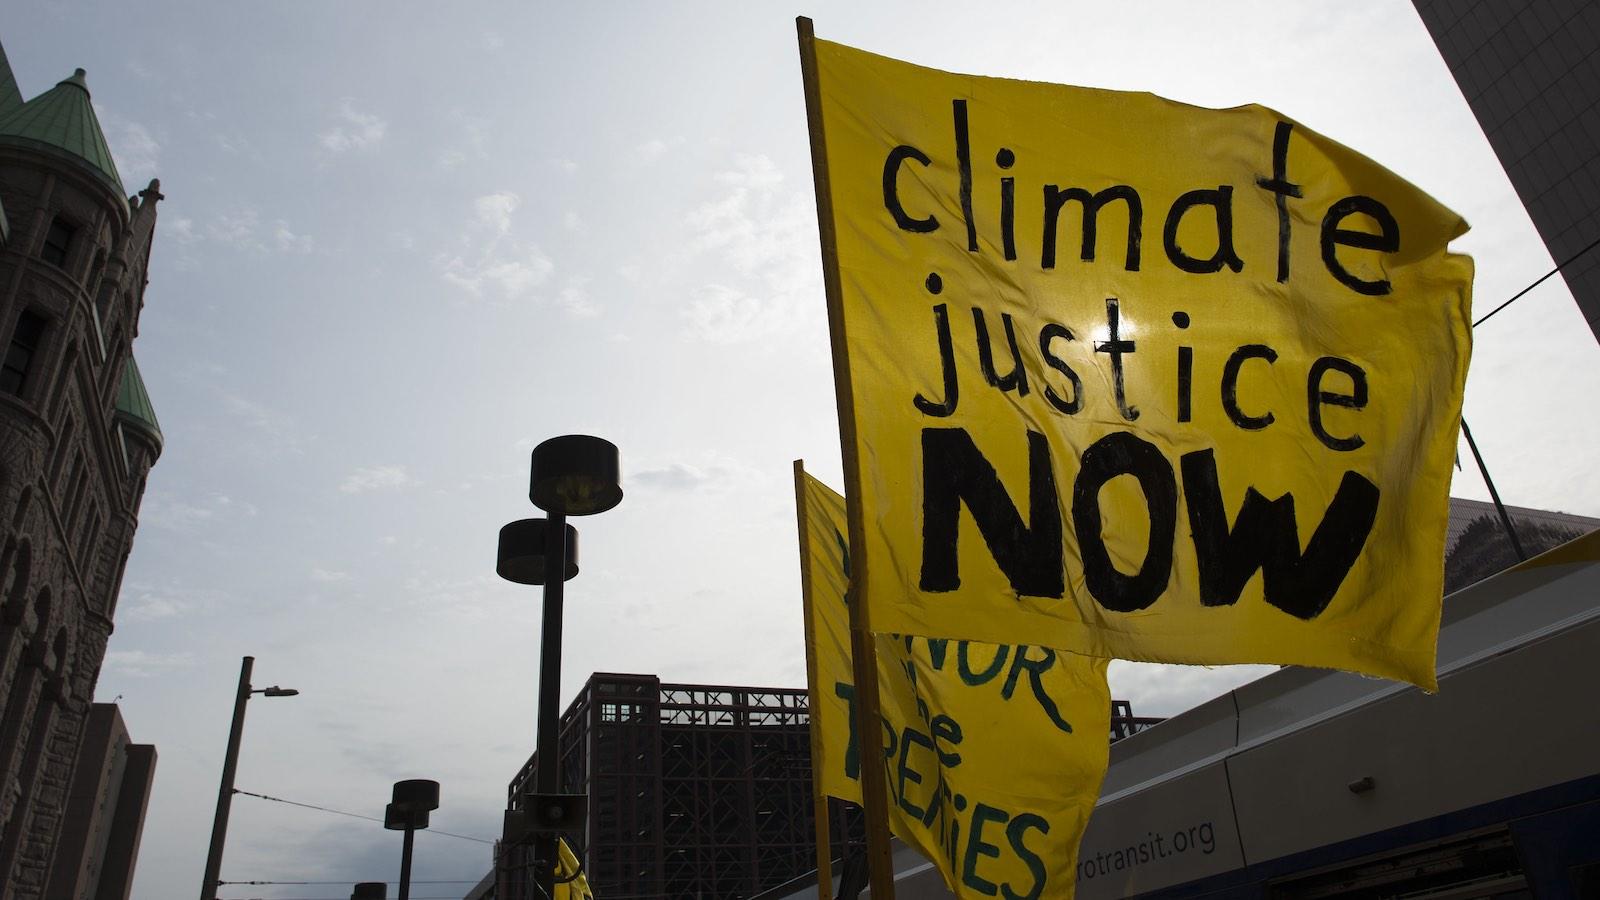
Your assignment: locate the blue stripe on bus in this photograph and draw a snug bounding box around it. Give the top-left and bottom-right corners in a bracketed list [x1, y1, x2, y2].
[1136, 770, 1600, 899]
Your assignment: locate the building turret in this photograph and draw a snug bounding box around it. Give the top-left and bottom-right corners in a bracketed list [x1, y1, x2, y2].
[0, 39, 161, 899]
[113, 356, 162, 487]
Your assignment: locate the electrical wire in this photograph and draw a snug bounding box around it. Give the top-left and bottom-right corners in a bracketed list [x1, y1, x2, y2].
[232, 788, 494, 844]
[1473, 233, 1600, 328]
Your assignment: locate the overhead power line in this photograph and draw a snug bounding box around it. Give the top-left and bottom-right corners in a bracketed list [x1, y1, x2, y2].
[233, 788, 494, 844]
[1473, 232, 1600, 328]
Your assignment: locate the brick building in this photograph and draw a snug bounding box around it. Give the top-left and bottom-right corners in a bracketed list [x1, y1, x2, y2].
[0, 38, 163, 899]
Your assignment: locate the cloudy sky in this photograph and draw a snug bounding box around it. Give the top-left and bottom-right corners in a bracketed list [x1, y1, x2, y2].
[9, 2, 1600, 898]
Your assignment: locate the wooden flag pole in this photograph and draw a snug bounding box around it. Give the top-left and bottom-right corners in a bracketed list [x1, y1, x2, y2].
[796, 17, 898, 899]
[794, 460, 835, 899]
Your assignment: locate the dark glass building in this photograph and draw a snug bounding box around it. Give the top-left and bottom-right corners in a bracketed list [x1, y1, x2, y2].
[1413, 0, 1600, 342]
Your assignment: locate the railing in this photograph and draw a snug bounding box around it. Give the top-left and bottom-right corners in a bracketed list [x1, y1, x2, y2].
[1110, 715, 1166, 742]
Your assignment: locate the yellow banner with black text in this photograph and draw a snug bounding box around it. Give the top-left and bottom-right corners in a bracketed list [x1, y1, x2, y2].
[807, 38, 1473, 690]
[799, 469, 1109, 899]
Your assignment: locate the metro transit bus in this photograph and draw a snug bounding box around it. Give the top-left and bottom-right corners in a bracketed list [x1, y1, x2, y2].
[1071, 528, 1600, 900]
[762, 527, 1600, 900]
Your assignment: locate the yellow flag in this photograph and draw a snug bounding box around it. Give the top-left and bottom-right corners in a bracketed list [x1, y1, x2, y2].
[802, 34, 1473, 690]
[554, 837, 593, 900]
[798, 466, 1110, 899]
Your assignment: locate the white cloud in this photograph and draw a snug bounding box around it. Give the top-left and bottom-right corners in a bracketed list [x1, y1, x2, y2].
[216, 388, 306, 456]
[632, 462, 717, 491]
[183, 207, 314, 256]
[399, 572, 502, 619]
[1109, 661, 1278, 718]
[211, 208, 261, 248]
[631, 453, 763, 493]
[437, 193, 560, 303]
[213, 130, 256, 156]
[681, 154, 822, 343]
[117, 582, 232, 622]
[474, 192, 521, 234]
[104, 650, 195, 677]
[141, 491, 255, 531]
[438, 113, 489, 169]
[339, 464, 418, 494]
[634, 135, 685, 165]
[169, 217, 198, 245]
[273, 222, 314, 253]
[103, 113, 161, 188]
[681, 285, 770, 344]
[311, 567, 352, 583]
[140, 495, 214, 530]
[557, 277, 599, 318]
[442, 252, 554, 299]
[320, 99, 387, 153]
[481, 258, 552, 295]
[125, 595, 182, 621]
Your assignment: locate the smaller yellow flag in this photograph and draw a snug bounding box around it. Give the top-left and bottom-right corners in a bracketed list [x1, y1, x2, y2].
[554, 837, 593, 900]
[799, 466, 1110, 899]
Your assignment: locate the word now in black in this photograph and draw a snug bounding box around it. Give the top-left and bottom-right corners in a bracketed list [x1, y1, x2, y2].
[920, 427, 1379, 617]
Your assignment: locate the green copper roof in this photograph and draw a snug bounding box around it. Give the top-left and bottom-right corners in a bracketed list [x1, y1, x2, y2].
[0, 41, 22, 113]
[114, 356, 162, 453]
[0, 67, 124, 196]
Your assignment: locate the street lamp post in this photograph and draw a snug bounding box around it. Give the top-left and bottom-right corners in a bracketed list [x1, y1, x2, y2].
[199, 655, 298, 900]
[386, 779, 439, 900]
[496, 435, 621, 899]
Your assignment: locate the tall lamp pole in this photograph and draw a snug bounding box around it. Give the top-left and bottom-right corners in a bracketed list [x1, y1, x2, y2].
[386, 779, 439, 900]
[496, 435, 621, 899]
[199, 655, 298, 900]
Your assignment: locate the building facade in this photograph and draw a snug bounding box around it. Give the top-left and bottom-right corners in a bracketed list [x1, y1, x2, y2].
[47, 704, 157, 900]
[498, 675, 829, 900]
[0, 40, 163, 900]
[1413, 0, 1600, 343]
[486, 673, 1159, 900]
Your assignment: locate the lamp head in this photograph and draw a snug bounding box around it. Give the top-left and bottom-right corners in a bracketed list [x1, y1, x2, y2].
[391, 778, 440, 814]
[384, 801, 431, 831]
[529, 435, 622, 516]
[260, 686, 298, 697]
[496, 519, 579, 585]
